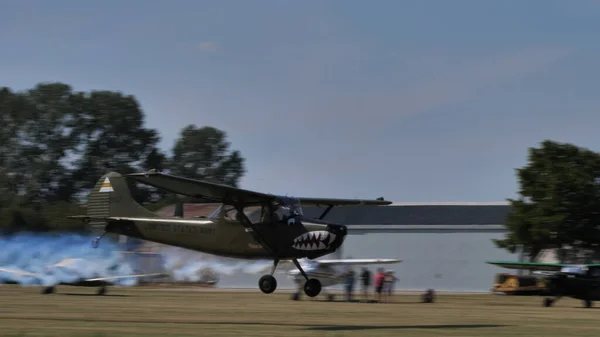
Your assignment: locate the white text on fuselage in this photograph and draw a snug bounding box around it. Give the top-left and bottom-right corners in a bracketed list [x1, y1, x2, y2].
[144, 223, 215, 234]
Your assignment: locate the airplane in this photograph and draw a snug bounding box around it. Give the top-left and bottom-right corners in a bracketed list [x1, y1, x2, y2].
[68, 170, 392, 298]
[0, 258, 169, 295]
[487, 260, 600, 308]
[282, 257, 402, 301]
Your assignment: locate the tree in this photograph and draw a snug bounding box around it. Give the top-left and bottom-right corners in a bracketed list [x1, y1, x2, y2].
[169, 125, 246, 187]
[0, 83, 166, 205]
[494, 140, 600, 261]
[68, 89, 165, 203]
[0, 82, 170, 233]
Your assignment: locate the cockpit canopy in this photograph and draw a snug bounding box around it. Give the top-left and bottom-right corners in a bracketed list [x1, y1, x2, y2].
[273, 196, 303, 221]
[208, 196, 304, 224]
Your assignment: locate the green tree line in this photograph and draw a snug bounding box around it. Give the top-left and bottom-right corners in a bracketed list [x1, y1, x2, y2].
[0, 82, 246, 232]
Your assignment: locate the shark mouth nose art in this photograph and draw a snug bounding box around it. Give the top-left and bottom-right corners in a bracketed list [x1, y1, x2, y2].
[292, 230, 336, 251]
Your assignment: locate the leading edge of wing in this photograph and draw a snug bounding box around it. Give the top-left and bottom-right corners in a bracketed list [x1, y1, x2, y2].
[486, 260, 565, 271]
[317, 258, 402, 265]
[297, 197, 392, 207]
[126, 171, 392, 206]
[126, 172, 274, 203]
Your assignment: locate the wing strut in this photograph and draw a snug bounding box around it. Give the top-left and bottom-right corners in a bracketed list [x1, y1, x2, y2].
[231, 202, 277, 257]
[318, 205, 334, 220]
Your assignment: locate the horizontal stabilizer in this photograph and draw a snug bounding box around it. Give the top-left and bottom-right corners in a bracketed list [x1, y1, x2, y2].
[316, 258, 402, 265]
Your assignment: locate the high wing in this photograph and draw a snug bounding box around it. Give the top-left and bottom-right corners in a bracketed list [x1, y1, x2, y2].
[125, 171, 392, 206]
[316, 258, 402, 266]
[486, 260, 567, 272]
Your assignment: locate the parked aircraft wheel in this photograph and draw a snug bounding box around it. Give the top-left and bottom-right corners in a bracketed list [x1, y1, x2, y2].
[327, 294, 335, 301]
[97, 287, 107, 296]
[258, 275, 277, 294]
[41, 287, 55, 295]
[584, 300, 593, 308]
[303, 279, 322, 297]
[543, 298, 553, 307]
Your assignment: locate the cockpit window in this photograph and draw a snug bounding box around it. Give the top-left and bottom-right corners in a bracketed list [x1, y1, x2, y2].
[223, 205, 238, 221]
[209, 198, 303, 225]
[209, 204, 264, 224]
[243, 206, 263, 223]
[208, 204, 222, 220]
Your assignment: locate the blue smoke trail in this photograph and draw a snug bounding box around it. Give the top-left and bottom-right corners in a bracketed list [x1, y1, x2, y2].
[159, 246, 272, 282]
[0, 232, 137, 287]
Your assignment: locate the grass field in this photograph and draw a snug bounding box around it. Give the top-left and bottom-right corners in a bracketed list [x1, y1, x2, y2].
[1, 285, 600, 337]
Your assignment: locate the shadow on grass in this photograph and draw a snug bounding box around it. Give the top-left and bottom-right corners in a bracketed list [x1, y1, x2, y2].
[56, 293, 131, 297]
[307, 324, 508, 331]
[0, 316, 509, 331]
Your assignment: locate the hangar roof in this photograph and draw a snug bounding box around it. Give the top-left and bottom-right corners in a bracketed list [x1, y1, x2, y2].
[157, 202, 511, 226]
[302, 203, 511, 225]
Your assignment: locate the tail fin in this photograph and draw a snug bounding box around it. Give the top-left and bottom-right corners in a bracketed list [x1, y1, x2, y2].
[85, 172, 158, 228]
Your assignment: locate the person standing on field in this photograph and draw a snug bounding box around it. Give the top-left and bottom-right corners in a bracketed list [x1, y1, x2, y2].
[359, 267, 372, 301]
[374, 268, 385, 303]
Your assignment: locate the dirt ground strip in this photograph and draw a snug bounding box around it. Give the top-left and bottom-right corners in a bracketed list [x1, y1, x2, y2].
[1, 285, 599, 337]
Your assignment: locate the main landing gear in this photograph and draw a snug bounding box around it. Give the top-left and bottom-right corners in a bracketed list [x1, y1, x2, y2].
[258, 259, 322, 297]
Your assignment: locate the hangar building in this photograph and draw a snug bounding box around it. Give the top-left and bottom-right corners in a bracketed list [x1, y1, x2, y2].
[302, 202, 519, 292]
[126, 202, 519, 292]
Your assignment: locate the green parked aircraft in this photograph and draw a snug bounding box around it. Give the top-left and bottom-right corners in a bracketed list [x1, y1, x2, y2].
[487, 260, 600, 308]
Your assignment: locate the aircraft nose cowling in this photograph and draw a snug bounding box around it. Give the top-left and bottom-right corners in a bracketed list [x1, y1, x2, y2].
[327, 224, 347, 247]
[291, 225, 347, 251]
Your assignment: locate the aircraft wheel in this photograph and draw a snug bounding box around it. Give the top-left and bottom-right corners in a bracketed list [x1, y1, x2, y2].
[258, 275, 277, 294]
[303, 279, 322, 297]
[584, 300, 593, 308]
[41, 287, 55, 295]
[327, 294, 335, 301]
[97, 287, 107, 296]
[543, 298, 553, 307]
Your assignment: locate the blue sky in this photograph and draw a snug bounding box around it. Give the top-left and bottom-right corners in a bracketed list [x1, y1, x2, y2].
[2, 0, 600, 202]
